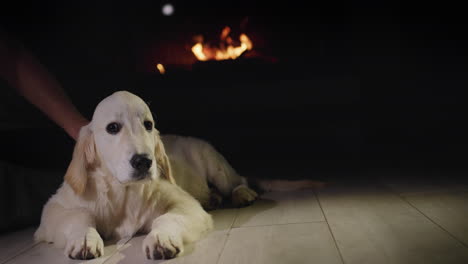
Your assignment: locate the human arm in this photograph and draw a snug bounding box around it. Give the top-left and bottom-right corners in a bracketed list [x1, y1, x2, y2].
[0, 28, 88, 140]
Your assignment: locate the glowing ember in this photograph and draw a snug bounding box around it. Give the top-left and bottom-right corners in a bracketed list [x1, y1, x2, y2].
[191, 26, 253, 61]
[156, 63, 166, 74]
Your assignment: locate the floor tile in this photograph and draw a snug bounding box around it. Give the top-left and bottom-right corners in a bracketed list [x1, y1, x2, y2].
[317, 184, 468, 264]
[0, 228, 37, 264]
[404, 191, 468, 246]
[233, 190, 325, 227]
[218, 223, 343, 264]
[209, 208, 238, 231]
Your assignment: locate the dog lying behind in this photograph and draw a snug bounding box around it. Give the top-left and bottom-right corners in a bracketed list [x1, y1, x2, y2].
[35, 91, 213, 260]
[162, 135, 326, 210]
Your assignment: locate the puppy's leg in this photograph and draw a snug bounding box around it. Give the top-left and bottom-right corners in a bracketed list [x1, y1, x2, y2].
[231, 184, 258, 207]
[142, 182, 213, 260]
[210, 170, 258, 208]
[35, 202, 104, 259]
[142, 213, 185, 260]
[203, 144, 258, 207]
[206, 184, 224, 210]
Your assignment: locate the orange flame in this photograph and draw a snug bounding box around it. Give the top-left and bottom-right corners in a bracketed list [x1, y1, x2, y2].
[156, 63, 165, 74]
[191, 26, 253, 61]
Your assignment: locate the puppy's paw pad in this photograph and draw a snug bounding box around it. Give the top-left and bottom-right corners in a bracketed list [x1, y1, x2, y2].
[231, 185, 258, 207]
[142, 231, 183, 260]
[65, 228, 104, 260]
[70, 246, 100, 260]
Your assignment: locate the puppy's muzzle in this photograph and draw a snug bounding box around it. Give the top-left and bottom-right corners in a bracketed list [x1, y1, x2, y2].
[130, 154, 152, 179]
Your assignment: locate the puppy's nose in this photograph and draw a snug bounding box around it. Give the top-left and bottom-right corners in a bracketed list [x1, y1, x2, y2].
[130, 154, 152, 172]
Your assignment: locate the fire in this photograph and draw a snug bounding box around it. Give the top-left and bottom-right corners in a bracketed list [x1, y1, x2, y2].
[191, 26, 253, 61]
[156, 63, 165, 74]
[191, 44, 207, 61]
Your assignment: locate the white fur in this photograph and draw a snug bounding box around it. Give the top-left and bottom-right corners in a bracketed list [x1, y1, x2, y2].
[34, 91, 213, 260]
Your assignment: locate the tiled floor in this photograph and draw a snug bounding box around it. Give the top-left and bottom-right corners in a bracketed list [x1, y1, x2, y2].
[1, 175, 468, 264]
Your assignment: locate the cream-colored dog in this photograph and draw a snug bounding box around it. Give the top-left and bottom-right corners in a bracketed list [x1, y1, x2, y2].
[34, 91, 213, 260]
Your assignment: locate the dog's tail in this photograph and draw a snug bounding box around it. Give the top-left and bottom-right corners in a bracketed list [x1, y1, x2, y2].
[248, 178, 328, 193]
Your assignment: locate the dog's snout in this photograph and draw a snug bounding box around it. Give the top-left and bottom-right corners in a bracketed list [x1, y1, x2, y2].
[130, 154, 152, 172]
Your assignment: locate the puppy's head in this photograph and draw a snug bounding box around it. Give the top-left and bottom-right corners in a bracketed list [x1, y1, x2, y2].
[65, 91, 175, 195]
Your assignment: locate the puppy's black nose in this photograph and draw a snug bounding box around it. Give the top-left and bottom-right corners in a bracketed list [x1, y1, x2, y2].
[130, 154, 152, 172]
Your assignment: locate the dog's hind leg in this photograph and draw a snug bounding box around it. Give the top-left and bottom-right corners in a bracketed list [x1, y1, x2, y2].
[202, 143, 258, 208]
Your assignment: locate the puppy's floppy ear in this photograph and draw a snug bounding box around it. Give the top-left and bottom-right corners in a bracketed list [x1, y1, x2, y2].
[155, 133, 176, 184]
[64, 124, 96, 195]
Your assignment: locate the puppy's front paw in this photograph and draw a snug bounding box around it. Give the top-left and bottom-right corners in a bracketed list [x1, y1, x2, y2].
[65, 228, 104, 260]
[231, 185, 258, 207]
[142, 230, 183, 260]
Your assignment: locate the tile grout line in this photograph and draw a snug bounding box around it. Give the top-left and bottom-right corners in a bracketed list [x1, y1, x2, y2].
[381, 183, 468, 249]
[3, 241, 41, 264]
[230, 220, 327, 229]
[215, 208, 239, 264]
[314, 190, 347, 264]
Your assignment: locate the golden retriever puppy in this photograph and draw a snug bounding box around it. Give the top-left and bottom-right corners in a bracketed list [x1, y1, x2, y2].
[34, 91, 213, 260]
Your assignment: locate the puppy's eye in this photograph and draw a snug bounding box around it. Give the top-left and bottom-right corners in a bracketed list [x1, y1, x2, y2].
[106, 122, 121, 134]
[144, 121, 153, 131]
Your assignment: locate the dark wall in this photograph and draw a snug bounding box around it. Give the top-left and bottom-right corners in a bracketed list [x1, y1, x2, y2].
[1, 1, 467, 178]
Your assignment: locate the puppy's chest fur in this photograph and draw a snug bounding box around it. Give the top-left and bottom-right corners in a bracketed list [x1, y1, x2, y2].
[89, 172, 159, 240]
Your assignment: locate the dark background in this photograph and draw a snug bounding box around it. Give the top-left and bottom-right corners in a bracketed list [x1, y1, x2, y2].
[1, 0, 467, 180]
